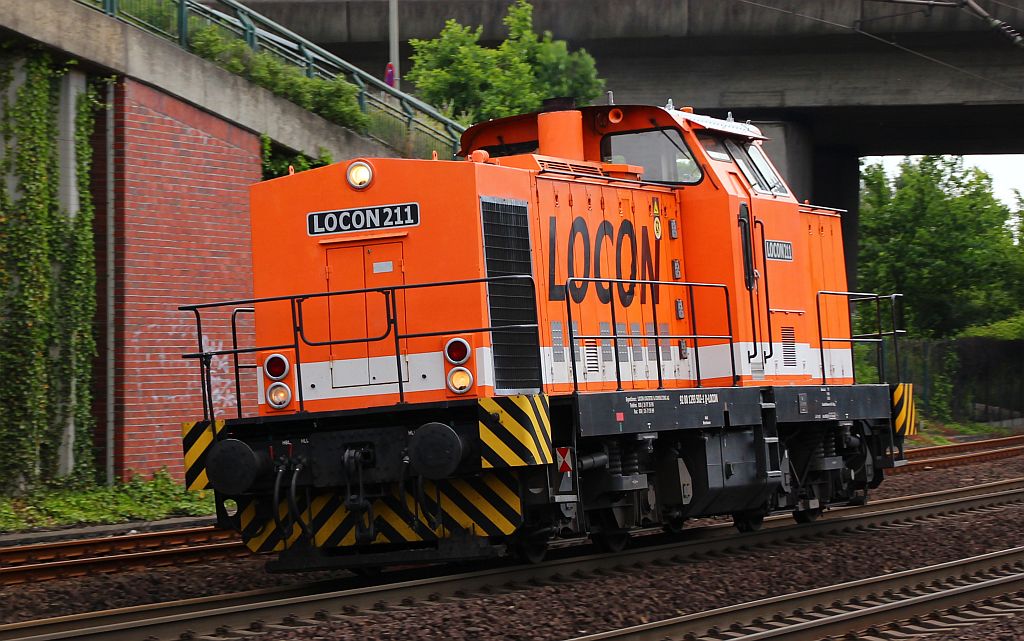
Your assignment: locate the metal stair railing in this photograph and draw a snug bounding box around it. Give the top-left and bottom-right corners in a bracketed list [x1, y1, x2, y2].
[76, 0, 465, 159]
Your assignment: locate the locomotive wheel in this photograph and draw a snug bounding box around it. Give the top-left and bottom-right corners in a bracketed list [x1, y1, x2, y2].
[594, 530, 630, 553]
[732, 510, 765, 533]
[663, 516, 687, 535]
[515, 538, 549, 564]
[847, 491, 868, 506]
[351, 566, 383, 578]
[793, 507, 823, 524]
[592, 508, 630, 552]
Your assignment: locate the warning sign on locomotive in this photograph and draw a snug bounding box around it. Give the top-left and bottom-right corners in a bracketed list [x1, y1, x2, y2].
[307, 202, 420, 236]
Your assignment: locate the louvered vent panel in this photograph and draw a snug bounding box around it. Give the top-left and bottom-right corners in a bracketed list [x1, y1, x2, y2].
[584, 340, 601, 373]
[481, 197, 542, 391]
[538, 160, 605, 176]
[781, 326, 798, 367]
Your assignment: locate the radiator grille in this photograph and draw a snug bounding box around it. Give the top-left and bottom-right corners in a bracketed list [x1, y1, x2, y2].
[781, 326, 797, 367]
[481, 197, 541, 391]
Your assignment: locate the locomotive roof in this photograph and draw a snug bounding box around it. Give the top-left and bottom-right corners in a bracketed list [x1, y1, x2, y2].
[458, 104, 765, 157]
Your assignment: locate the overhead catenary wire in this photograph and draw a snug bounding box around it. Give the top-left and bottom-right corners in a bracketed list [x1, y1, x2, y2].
[987, 0, 1024, 17]
[870, 0, 1024, 48]
[731, 0, 1022, 93]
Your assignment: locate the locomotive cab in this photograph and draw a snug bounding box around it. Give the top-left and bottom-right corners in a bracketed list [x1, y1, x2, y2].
[180, 103, 911, 571]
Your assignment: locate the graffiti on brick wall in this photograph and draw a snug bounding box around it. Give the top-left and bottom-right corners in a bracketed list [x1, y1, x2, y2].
[131, 319, 257, 417]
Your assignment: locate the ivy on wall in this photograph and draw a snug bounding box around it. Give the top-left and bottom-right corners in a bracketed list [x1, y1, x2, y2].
[0, 49, 101, 491]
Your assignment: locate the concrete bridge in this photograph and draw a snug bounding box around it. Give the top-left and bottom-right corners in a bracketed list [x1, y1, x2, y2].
[245, 0, 1024, 276]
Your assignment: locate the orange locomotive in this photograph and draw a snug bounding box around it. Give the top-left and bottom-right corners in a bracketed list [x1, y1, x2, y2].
[180, 103, 912, 570]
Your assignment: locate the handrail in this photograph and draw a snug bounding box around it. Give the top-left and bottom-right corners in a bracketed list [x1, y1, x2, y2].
[753, 218, 774, 361]
[182, 275, 540, 420]
[564, 277, 737, 391]
[77, 0, 465, 158]
[816, 291, 905, 385]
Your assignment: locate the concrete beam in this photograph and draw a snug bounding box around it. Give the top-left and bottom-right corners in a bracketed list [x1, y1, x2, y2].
[0, 0, 396, 160]
[243, 0, 1008, 43]
[597, 41, 1024, 112]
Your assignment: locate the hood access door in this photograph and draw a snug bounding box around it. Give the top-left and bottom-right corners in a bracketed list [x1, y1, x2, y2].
[326, 242, 409, 387]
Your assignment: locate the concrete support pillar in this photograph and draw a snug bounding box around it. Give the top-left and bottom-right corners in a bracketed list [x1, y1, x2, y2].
[755, 121, 813, 202]
[2, 57, 25, 199]
[810, 147, 860, 288]
[56, 69, 88, 477]
[753, 122, 861, 286]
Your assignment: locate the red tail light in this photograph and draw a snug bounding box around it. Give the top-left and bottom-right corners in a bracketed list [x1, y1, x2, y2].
[264, 353, 289, 380]
[444, 338, 470, 365]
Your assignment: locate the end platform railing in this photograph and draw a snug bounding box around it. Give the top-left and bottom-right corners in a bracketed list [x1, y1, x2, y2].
[816, 290, 905, 385]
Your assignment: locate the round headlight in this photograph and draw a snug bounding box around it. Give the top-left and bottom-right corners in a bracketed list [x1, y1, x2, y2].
[444, 337, 471, 365]
[266, 382, 292, 409]
[447, 367, 473, 394]
[346, 161, 373, 189]
[264, 353, 289, 381]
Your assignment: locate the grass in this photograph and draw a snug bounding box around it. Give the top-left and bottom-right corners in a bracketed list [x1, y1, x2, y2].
[0, 471, 214, 533]
[906, 416, 1014, 448]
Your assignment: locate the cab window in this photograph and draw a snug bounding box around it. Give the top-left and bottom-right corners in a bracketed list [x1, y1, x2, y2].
[723, 138, 788, 196]
[746, 144, 788, 195]
[602, 129, 702, 184]
[696, 131, 730, 162]
[723, 139, 770, 192]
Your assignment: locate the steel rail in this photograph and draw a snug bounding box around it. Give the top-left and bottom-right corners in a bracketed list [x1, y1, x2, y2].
[566, 547, 1024, 641]
[906, 434, 1024, 459]
[3, 480, 1022, 641]
[0, 527, 245, 586]
[894, 444, 1024, 474]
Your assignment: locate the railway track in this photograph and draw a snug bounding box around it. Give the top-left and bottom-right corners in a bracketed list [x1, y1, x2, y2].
[0, 526, 246, 586]
[3, 477, 1022, 641]
[568, 547, 1024, 640]
[895, 434, 1024, 474]
[1, 435, 1019, 588]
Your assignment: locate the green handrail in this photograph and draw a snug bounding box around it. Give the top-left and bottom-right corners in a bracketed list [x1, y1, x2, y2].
[79, 0, 465, 158]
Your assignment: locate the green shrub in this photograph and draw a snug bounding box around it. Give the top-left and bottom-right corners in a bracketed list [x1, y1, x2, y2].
[0, 471, 214, 532]
[961, 311, 1024, 340]
[189, 26, 369, 132]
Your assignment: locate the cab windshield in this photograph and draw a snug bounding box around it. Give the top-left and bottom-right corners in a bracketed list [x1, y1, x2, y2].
[602, 128, 702, 184]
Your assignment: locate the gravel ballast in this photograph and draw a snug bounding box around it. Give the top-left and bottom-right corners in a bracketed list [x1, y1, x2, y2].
[235, 501, 1024, 640]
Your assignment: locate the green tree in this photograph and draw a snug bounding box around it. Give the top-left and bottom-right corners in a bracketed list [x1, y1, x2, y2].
[406, 0, 604, 123]
[858, 156, 1024, 338]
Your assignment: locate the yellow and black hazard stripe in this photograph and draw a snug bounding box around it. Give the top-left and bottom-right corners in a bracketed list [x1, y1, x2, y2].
[235, 496, 300, 553]
[181, 419, 224, 491]
[478, 394, 554, 468]
[892, 383, 917, 437]
[233, 470, 523, 553]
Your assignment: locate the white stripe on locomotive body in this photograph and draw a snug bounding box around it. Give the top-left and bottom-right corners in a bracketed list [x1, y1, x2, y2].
[256, 344, 854, 405]
[256, 348, 494, 404]
[541, 342, 854, 386]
